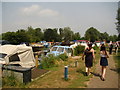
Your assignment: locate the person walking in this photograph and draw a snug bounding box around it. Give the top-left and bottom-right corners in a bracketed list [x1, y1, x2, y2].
[114, 42, 119, 53]
[109, 41, 113, 54]
[100, 43, 109, 81]
[82, 43, 95, 76]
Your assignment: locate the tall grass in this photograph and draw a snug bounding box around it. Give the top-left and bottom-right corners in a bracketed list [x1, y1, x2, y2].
[114, 47, 120, 74]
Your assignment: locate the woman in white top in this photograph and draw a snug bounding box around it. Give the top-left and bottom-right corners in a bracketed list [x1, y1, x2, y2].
[100, 43, 109, 81]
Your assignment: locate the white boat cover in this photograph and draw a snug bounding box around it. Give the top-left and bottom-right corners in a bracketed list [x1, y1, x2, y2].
[0, 45, 35, 68]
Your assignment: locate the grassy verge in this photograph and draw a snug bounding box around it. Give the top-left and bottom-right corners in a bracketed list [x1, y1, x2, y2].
[3, 50, 100, 88]
[2, 75, 26, 88]
[25, 51, 100, 88]
[67, 50, 100, 88]
[113, 47, 120, 74]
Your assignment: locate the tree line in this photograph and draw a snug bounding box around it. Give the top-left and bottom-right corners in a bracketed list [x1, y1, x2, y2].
[116, 2, 120, 40]
[1, 26, 119, 45]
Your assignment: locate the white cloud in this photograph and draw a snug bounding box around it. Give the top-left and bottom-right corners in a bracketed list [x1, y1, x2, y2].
[38, 9, 59, 17]
[21, 4, 59, 17]
[23, 5, 40, 13]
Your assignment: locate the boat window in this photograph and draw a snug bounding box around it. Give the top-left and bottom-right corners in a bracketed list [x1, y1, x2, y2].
[0, 53, 7, 58]
[65, 48, 72, 53]
[51, 47, 57, 51]
[57, 47, 64, 52]
[9, 53, 20, 62]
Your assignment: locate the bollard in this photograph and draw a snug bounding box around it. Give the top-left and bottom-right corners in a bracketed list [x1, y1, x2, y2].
[35, 55, 38, 68]
[64, 66, 68, 80]
[75, 60, 78, 67]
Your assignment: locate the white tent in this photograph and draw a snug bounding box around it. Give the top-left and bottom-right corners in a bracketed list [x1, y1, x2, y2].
[0, 45, 35, 68]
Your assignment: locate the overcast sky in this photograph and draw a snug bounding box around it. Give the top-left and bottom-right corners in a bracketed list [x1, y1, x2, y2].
[0, 0, 119, 36]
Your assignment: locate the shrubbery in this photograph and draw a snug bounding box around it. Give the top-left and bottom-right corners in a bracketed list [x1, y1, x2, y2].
[2, 74, 25, 87]
[58, 53, 68, 61]
[40, 53, 68, 69]
[40, 54, 57, 68]
[74, 45, 85, 56]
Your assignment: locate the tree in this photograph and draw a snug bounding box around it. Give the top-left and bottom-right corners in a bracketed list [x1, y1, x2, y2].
[116, 2, 120, 40]
[109, 35, 118, 42]
[44, 28, 60, 42]
[85, 27, 100, 42]
[73, 32, 81, 40]
[2, 32, 18, 44]
[59, 28, 64, 40]
[62, 27, 74, 41]
[2, 30, 31, 44]
[34, 28, 44, 42]
[27, 26, 43, 42]
[15, 29, 30, 44]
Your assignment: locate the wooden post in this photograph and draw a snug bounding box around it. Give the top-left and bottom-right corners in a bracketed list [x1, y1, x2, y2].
[35, 55, 38, 68]
[75, 60, 78, 67]
[0, 64, 2, 88]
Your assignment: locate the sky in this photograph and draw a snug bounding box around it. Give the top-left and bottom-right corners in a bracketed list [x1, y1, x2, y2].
[0, 0, 120, 37]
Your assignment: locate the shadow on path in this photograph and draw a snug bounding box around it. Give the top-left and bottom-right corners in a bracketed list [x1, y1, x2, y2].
[76, 69, 101, 77]
[110, 68, 120, 73]
[76, 69, 86, 76]
[90, 72, 101, 77]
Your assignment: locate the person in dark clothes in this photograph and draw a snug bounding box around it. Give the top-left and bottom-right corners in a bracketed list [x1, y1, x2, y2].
[100, 43, 109, 81]
[114, 42, 119, 53]
[82, 43, 95, 76]
[109, 41, 113, 54]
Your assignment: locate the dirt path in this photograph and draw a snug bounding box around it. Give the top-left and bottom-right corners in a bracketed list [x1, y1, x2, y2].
[87, 55, 119, 88]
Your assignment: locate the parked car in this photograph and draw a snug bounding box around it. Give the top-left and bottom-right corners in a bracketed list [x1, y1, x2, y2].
[47, 46, 73, 57]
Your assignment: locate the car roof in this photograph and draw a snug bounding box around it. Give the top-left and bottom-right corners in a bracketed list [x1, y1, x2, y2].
[53, 45, 72, 48]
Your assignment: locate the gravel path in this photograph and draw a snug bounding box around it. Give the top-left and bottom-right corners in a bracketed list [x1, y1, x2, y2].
[87, 55, 119, 88]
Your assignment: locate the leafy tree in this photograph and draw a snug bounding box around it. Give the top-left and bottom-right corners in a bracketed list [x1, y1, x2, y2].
[34, 28, 44, 42]
[109, 35, 118, 42]
[80, 37, 85, 40]
[116, 2, 120, 40]
[2, 30, 30, 44]
[85, 27, 100, 42]
[27, 26, 43, 42]
[73, 32, 81, 40]
[2, 32, 17, 44]
[59, 28, 64, 41]
[0, 34, 2, 40]
[62, 27, 74, 41]
[27, 26, 37, 42]
[44, 28, 60, 42]
[15, 29, 30, 44]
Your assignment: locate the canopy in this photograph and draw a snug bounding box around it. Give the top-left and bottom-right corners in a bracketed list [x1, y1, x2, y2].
[0, 45, 35, 68]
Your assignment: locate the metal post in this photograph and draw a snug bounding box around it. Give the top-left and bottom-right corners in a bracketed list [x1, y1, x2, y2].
[64, 66, 68, 80]
[35, 55, 38, 68]
[75, 60, 78, 67]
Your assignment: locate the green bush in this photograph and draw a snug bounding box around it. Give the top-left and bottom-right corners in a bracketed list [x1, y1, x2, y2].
[2, 73, 25, 87]
[58, 53, 68, 61]
[74, 45, 85, 56]
[41, 54, 57, 69]
[3, 75, 17, 86]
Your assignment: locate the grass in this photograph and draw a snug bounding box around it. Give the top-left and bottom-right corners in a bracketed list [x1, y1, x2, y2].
[67, 50, 100, 88]
[25, 51, 100, 88]
[113, 47, 120, 74]
[2, 75, 26, 88]
[3, 49, 100, 88]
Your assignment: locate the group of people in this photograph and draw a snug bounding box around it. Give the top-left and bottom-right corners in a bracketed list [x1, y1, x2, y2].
[109, 41, 119, 54]
[81, 41, 118, 81]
